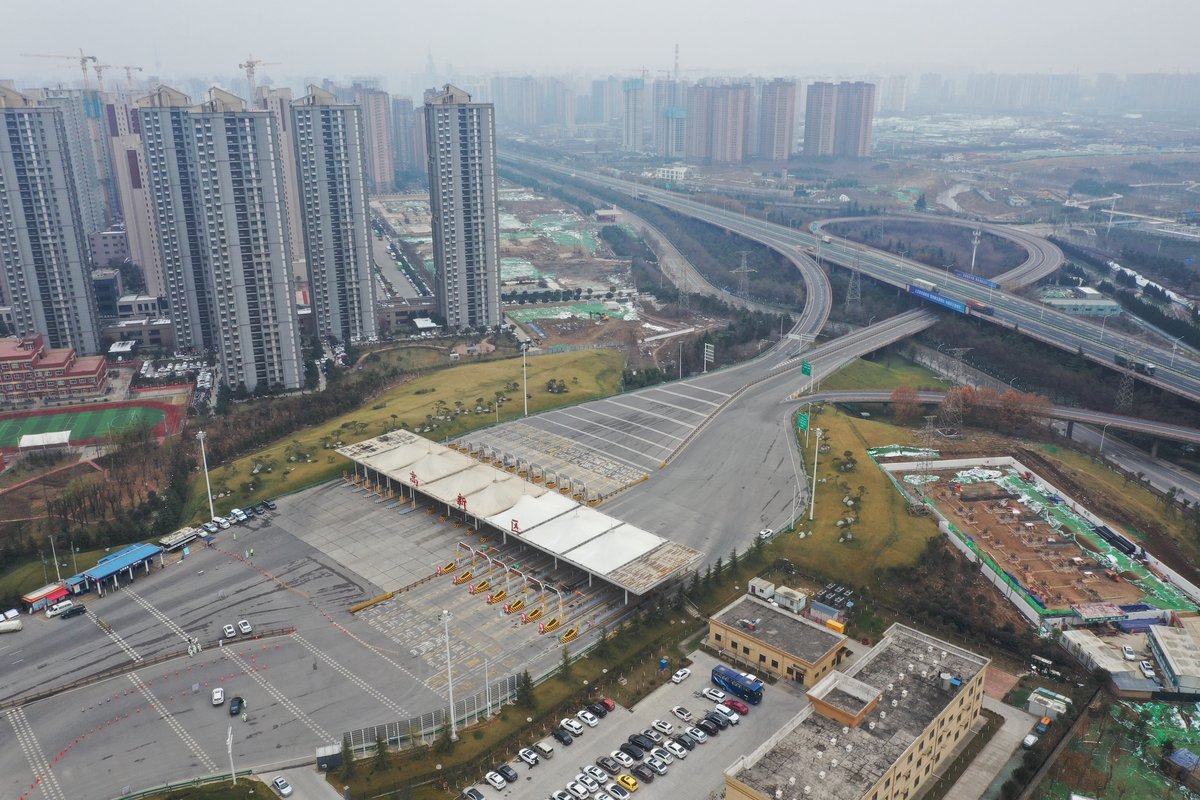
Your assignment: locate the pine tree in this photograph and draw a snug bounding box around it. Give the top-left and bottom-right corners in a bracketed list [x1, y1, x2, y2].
[341, 734, 356, 779]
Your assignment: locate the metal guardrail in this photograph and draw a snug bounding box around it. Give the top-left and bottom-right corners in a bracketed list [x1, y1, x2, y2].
[116, 769, 254, 800]
[0, 626, 297, 711]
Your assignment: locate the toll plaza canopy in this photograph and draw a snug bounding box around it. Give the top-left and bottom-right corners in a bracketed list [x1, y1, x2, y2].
[83, 542, 163, 586]
[339, 431, 703, 595]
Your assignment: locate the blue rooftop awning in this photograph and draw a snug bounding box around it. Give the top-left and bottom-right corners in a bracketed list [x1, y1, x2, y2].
[84, 543, 162, 582]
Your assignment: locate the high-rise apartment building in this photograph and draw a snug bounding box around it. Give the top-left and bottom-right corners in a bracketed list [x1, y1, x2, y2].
[257, 87, 307, 285]
[103, 96, 167, 298]
[137, 86, 303, 393]
[40, 90, 109, 238]
[880, 75, 908, 113]
[803, 81, 875, 158]
[652, 79, 686, 159]
[0, 87, 101, 353]
[355, 86, 394, 194]
[622, 78, 646, 151]
[391, 96, 420, 170]
[686, 84, 753, 164]
[424, 85, 500, 329]
[291, 86, 377, 344]
[757, 79, 796, 162]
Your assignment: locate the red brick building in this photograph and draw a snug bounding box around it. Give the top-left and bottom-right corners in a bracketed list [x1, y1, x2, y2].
[0, 335, 108, 403]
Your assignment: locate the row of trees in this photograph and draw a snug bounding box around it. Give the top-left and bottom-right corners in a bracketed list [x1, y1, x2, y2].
[891, 384, 1052, 435]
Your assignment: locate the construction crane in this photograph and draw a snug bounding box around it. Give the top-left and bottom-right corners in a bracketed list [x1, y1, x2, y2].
[117, 65, 144, 88]
[237, 54, 280, 102]
[20, 49, 98, 88]
[91, 63, 113, 92]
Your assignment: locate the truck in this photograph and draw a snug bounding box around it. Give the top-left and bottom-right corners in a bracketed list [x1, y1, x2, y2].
[1115, 354, 1157, 376]
[966, 299, 995, 315]
[820, 235, 832, 244]
[911, 279, 938, 294]
[0, 618, 22, 634]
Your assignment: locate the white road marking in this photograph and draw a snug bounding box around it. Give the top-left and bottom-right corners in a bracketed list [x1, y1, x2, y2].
[91, 615, 143, 663]
[121, 586, 191, 643]
[530, 415, 657, 469]
[221, 646, 332, 741]
[589, 399, 696, 435]
[127, 672, 219, 773]
[7, 705, 67, 800]
[291, 633, 410, 718]
[647, 386, 722, 406]
[550, 408, 680, 453]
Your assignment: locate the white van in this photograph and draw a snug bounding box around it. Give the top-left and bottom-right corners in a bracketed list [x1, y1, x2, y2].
[533, 740, 554, 760]
[230, 508, 248, 523]
[46, 600, 74, 618]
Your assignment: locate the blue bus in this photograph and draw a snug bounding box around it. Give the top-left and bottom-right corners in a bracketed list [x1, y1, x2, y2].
[711, 664, 764, 705]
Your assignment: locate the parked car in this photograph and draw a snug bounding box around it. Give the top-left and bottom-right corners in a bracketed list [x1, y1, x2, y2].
[598, 697, 616, 712]
[696, 717, 721, 736]
[60, 604, 87, 619]
[701, 687, 727, 703]
[577, 708, 600, 727]
[629, 733, 655, 751]
[270, 776, 293, 797]
[713, 704, 740, 725]
[671, 734, 696, 751]
[640, 728, 663, 744]
[645, 756, 668, 776]
[551, 792, 571, 800]
[461, 790, 485, 800]
[649, 747, 674, 765]
[672, 705, 692, 722]
[229, 696, 244, 716]
[611, 749, 635, 768]
[496, 764, 519, 783]
[685, 725, 709, 743]
[1034, 716, 1052, 735]
[1140, 660, 1157, 679]
[1022, 733, 1039, 749]
[223, 624, 237, 638]
[618, 742, 644, 761]
[237, 619, 252, 635]
[758, 528, 774, 540]
[631, 764, 656, 784]
[704, 711, 731, 729]
[587, 702, 609, 718]
[1122, 645, 1136, 661]
[616, 774, 639, 793]
[670, 667, 691, 684]
[596, 756, 621, 775]
[484, 771, 506, 790]
[202, 522, 219, 534]
[651, 719, 674, 735]
[211, 687, 225, 705]
[582, 765, 607, 783]
[565, 780, 589, 799]
[575, 773, 600, 793]
[552, 727, 574, 746]
[607, 783, 632, 799]
[265, 499, 277, 510]
[518, 748, 539, 766]
[664, 739, 688, 759]
[560, 717, 585, 736]
[253, 503, 268, 515]
[724, 698, 750, 715]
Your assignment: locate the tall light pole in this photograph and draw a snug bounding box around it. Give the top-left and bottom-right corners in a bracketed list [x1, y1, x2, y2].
[1099, 422, 1113, 455]
[1171, 335, 1185, 368]
[522, 345, 529, 417]
[197, 431, 215, 521]
[1099, 314, 1109, 342]
[808, 429, 822, 521]
[226, 726, 236, 785]
[441, 610, 458, 741]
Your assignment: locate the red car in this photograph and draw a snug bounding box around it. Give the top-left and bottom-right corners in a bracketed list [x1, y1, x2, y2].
[724, 698, 750, 716]
[599, 697, 616, 712]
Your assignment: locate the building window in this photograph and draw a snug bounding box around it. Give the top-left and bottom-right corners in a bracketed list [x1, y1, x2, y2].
[742, 646, 750, 655]
[713, 633, 722, 642]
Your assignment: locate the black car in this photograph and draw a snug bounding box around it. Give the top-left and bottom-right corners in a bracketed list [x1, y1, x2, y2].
[460, 789, 485, 800]
[704, 711, 730, 730]
[672, 734, 695, 751]
[631, 764, 656, 784]
[229, 696, 245, 716]
[552, 727, 574, 746]
[587, 702, 608, 718]
[265, 499, 277, 510]
[596, 755, 621, 775]
[696, 718, 720, 736]
[496, 764, 518, 783]
[629, 733, 656, 751]
[618, 742, 645, 761]
[60, 604, 88, 619]
[253, 503, 268, 515]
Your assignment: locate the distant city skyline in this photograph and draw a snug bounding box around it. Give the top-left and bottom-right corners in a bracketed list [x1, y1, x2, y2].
[2, 0, 1198, 88]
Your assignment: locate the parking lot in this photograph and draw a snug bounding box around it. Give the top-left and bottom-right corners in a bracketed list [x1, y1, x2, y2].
[462, 650, 812, 800]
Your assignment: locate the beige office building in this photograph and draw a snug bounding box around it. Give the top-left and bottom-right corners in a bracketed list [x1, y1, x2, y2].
[725, 624, 989, 800]
[708, 595, 847, 686]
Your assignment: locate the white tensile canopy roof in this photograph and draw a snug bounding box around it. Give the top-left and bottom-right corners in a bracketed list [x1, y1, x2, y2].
[19, 431, 71, 449]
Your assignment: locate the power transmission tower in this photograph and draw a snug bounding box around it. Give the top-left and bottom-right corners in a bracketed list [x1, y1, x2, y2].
[731, 251, 756, 296]
[1114, 370, 1135, 413]
[937, 348, 972, 438]
[912, 415, 938, 510]
[844, 268, 862, 317]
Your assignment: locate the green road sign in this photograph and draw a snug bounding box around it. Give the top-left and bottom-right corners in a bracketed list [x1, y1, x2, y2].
[801, 360, 812, 376]
[798, 413, 809, 431]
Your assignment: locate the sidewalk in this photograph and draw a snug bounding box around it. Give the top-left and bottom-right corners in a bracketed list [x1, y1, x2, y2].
[260, 765, 344, 799]
[942, 696, 1038, 800]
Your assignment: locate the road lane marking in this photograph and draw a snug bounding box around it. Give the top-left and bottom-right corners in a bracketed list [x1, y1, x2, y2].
[120, 586, 192, 643]
[291, 633, 410, 718]
[647, 386, 722, 406]
[127, 672, 218, 773]
[8, 705, 67, 800]
[221, 646, 332, 742]
[91, 615, 143, 663]
[551, 408, 680, 452]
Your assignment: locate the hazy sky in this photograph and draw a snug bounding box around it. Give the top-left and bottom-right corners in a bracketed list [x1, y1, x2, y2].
[4, 0, 1197, 89]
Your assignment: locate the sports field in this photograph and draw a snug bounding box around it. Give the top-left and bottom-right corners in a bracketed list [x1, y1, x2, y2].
[0, 405, 165, 447]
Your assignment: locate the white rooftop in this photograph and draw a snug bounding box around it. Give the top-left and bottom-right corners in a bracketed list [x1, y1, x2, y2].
[19, 431, 71, 449]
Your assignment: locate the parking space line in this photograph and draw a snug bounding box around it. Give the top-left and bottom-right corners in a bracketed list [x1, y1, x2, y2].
[221, 647, 332, 742]
[533, 415, 663, 467]
[632, 392, 712, 417]
[127, 672, 219, 773]
[291, 633, 410, 718]
[7, 705, 67, 800]
[91, 615, 143, 663]
[677, 382, 729, 398]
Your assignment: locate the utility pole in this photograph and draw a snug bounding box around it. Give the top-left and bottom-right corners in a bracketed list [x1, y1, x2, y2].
[522, 344, 528, 417]
[969, 230, 982, 274]
[227, 726, 236, 785]
[441, 610, 458, 741]
[197, 431, 215, 521]
[808, 428, 822, 521]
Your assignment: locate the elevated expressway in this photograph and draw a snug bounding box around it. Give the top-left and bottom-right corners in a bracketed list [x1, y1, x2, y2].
[504, 153, 1200, 403]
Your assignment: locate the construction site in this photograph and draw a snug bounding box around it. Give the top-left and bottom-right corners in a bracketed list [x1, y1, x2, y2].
[872, 451, 1198, 627]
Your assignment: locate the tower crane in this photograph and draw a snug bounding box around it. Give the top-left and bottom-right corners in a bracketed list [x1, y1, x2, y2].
[117, 65, 144, 88]
[91, 63, 113, 92]
[19, 49, 98, 88]
[237, 54, 280, 102]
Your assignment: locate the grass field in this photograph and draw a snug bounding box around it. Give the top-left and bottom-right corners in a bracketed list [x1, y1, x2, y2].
[0, 546, 110, 602]
[0, 405, 165, 447]
[821, 353, 950, 392]
[184, 349, 624, 521]
[776, 406, 937, 586]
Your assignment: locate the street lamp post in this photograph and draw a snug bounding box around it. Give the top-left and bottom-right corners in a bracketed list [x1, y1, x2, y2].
[1099, 314, 1109, 342]
[1099, 422, 1113, 455]
[226, 726, 236, 786]
[197, 431, 215, 521]
[441, 610, 458, 741]
[808, 429, 822, 522]
[522, 345, 528, 417]
[1171, 335, 1185, 368]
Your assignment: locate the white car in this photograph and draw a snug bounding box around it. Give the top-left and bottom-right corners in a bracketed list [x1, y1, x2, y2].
[610, 749, 635, 768]
[560, 717, 585, 736]
[671, 706, 693, 722]
[271, 776, 293, 797]
[663, 740, 688, 759]
[214, 517, 231, 529]
[518, 747, 539, 766]
[651, 719, 674, 735]
[701, 687, 727, 703]
[670, 667, 691, 684]
[575, 773, 600, 793]
[485, 771, 507, 790]
[714, 704, 740, 725]
[1121, 645, 1136, 661]
[581, 765, 607, 783]
[211, 687, 225, 705]
[237, 619, 252, 635]
[650, 747, 674, 765]
[222, 624, 237, 638]
[1140, 660, 1156, 679]
[758, 528, 773, 540]
[577, 708, 600, 727]
[566, 781, 589, 799]
[686, 726, 709, 743]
